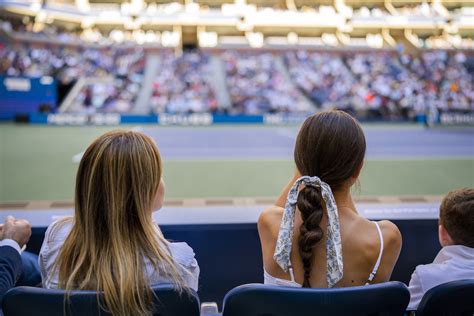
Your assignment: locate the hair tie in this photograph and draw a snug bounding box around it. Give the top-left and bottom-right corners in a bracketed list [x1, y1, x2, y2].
[273, 176, 343, 288]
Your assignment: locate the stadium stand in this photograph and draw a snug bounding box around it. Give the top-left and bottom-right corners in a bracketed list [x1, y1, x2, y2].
[222, 51, 312, 114]
[2, 285, 201, 316]
[150, 51, 218, 113]
[1, 38, 472, 118]
[403, 51, 473, 112]
[0, 42, 144, 84]
[0, 42, 145, 113]
[0, 0, 473, 121]
[286, 49, 474, 120]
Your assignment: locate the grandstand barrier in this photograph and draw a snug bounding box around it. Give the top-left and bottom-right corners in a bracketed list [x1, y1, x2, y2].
[439, 110, 474, 125]
[0, 76, 56, 120]
[26, 113, 310, 125]
[9, 202, 441, 306]
[22, 112, 474, 126]
[23, 219, 440, 307]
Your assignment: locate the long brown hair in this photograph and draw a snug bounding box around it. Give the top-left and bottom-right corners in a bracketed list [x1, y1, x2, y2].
[294, 110, 366, 287]
[54, 130, 185, 315]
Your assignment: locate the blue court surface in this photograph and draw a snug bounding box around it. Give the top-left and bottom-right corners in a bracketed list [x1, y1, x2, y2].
[142, 125, 474, 160]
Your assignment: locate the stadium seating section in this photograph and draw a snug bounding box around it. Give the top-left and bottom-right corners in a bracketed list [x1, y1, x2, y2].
[1, 39, 472, 119]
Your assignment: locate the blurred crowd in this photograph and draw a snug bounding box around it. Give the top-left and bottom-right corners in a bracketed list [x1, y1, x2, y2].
[286, 50, 473, 119]
[402, 51, 473, 112]
[0, 43, 145, 113]
[0, 44, 144, 84]
[150, 51, 218, 113]
[0, 19, 80, 43]
[223, 51, 310, 114]
[68, 48, 144, 113]
[1, 36, 472, 118]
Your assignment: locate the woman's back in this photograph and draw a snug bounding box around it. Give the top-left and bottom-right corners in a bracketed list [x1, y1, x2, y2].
[258, 110, 402, 289]
[259, 204, 401, 288]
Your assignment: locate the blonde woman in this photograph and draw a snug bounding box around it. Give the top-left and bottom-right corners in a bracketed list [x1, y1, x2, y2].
[39, 130, 199, 316]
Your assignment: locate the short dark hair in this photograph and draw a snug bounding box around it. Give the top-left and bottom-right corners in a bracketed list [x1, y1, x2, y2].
[440, 188, 474, 247]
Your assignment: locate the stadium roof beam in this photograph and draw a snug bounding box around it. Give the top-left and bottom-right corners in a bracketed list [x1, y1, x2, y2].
[403, 28, 423, 49]
[432, 0, 450, 18]
[384, 0, 399, 16]
[285, 0, 296, 11]
[382, 28, 397, 46]
[334, 0, 353, 18]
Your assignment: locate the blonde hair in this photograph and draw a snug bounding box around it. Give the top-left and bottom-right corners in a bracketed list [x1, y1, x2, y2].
[54, 130, 184, 316]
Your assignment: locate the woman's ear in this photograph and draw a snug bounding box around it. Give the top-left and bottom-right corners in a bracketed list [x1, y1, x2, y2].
[348, 161, 364, 187]
[354, 161, 364, 179]
[438, 224, 455, 247]
[152, 178, 166, 212]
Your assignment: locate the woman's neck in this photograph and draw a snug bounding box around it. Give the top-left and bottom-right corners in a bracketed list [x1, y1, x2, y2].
[333, 188, 358, 214]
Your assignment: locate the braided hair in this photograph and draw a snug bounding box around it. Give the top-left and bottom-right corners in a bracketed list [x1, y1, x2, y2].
[297, 185, 324, 287]
[294, 110, 366, 288]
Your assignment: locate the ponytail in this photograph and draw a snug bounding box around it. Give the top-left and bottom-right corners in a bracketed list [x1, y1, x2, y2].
[297, 185, 325, 288]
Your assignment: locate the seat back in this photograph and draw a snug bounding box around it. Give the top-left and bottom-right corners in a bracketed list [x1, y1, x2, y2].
[2, 284, 200, 316]
[222, 282, 410, 316]
[416, 279, 474, 316]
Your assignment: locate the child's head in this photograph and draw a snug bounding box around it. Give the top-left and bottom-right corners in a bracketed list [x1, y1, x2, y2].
[439, 188, 474, 247]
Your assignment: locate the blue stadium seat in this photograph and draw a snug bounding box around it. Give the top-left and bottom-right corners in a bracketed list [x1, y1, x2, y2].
[415, 279, 474, 316]
[222, 282, 410, 316]
[1, 284, 200, 316]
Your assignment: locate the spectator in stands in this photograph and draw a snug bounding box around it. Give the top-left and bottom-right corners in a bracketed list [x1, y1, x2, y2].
[407, 188, 474, 310]
[258, 110, 402, 288]
[150, 51, 218, 113]
[223, 51, 310, 114]
[39, 130, 199, 316]
[0, 216, 32, 305]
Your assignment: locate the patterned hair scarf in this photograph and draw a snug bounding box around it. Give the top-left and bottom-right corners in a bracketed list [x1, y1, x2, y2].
[273, 176, 343, 288]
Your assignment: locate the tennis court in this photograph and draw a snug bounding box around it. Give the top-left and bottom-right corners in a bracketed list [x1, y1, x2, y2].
[1, 124, 473, 203]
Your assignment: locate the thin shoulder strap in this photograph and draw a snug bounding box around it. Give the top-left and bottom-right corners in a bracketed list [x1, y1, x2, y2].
[288, 265, 296, 282]
[366, 221, 384, 285]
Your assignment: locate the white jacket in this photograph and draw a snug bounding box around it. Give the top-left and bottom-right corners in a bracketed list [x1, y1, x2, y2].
[408, 245, 474, 310]
[39, 219, 200, 291]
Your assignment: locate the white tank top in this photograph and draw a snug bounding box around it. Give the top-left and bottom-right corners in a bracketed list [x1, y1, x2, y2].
[264, 221, 384, 287]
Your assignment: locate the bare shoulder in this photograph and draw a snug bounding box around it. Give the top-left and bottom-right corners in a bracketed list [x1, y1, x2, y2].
[257, 206, 284, 238]
[377, 220, 402, 250]
[349, 216, 402, 260]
